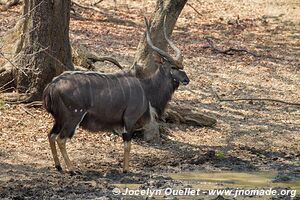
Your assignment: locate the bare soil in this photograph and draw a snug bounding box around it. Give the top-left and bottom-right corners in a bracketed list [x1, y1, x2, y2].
[0, 0, 299, 199]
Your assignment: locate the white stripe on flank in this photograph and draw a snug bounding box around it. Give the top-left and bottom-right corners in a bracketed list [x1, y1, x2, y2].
[124, 76, 132, 98]
[149, 102, 158, 121]
[105, 75, 113, 103]
[76, 112, 88, 129]
[137, 80, 145, 110]
[116, 75, 126, 101]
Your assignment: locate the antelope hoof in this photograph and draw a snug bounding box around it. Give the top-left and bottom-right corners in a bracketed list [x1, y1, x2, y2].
[123, 164, 129, 173]
[55, 165, 63, 172]
[69, 170, 82, 176]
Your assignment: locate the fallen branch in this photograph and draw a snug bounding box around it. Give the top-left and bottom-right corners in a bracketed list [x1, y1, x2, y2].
[204, 37, 260, 57]
[212, 88, 300, 106]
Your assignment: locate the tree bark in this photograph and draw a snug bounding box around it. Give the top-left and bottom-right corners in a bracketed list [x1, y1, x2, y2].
[0, 0, 73, 101]
[133, 0, 187, 77]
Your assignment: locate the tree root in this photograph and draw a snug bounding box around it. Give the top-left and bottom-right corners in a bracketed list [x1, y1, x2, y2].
[72, 44, 123, 70]
[0, 92, 29, 103]
[88, 56, 123, 70]
[164, 105, 217, 127]
[0, 65, 14, 91]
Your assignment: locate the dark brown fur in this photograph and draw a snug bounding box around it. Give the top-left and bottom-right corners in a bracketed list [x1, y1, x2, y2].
[43, 62, 188, 139]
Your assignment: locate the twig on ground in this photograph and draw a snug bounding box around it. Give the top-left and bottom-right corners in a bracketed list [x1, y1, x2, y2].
[24, 101, 43, 107]
[0, 78, 15, 91]
[212, 87, 300, 106]
[20, 105, 35, 117]
[187, 3, 202, 17]
[0, 87, 15, 93]
[92, 0, 104, 6]
[72, 0, 102, 13]
[195, 0, 203, 4]
[204, 37, 260, 57]
[0, 51, 28, 77]
[179, 86, 197, 94]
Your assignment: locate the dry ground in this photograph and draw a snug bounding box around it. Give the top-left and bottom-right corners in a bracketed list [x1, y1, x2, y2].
[0, 0, 299, 199]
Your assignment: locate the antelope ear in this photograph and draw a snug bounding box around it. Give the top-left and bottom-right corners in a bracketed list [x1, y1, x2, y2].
[152, 51, 164, 64]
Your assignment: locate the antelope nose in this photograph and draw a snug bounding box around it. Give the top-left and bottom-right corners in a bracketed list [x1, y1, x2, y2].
[182, 78, 190, 85]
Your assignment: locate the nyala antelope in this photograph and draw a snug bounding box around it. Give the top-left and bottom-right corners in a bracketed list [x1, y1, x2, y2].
[43, 17, 189, 174]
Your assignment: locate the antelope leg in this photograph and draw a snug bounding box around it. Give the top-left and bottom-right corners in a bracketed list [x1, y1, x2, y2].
[48, 134, 62, 171]
[56, 138, 75, 173]
[123, 140, 132, 173]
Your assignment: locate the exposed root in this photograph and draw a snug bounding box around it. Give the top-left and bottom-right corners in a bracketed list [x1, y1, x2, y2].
[89, 56, 123, 70]
[0, 92, 30, 103]
[164, 105, 217, 127]
[0, 64, 15, 91]
[72, 44, 123, 70]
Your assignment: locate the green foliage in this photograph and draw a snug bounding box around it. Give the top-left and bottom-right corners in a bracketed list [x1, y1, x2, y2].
[0, 99, 4, 108]
[289, 161, 300, 166]
[215, 150, 226, 158]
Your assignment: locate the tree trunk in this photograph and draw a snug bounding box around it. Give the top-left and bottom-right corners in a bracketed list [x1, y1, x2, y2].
[133, 0, 187, 143]
[133, 0, 187, 77]
[0, 0, 73, 101]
